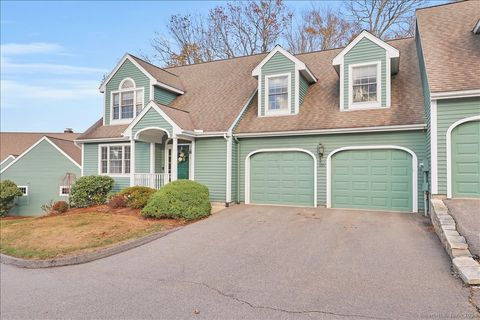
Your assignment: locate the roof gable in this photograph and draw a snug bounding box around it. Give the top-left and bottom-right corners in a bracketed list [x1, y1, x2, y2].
[252, 45, 317, 82]
[99, 54, 184, 94]
[332, 31, 399, 66]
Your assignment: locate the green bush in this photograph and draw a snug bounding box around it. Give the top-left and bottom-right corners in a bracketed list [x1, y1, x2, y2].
[142, 180, 211, 220]
[0, 180, 23, 216]
[117, 186, 156, 209]
[70, 176, 115, 208]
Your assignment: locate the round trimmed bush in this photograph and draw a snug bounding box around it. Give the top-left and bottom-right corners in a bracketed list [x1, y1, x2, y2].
[0, 180, 23, 216]
[70, 176, 115, 208]
[117, 186, 156, 209]
[52, 201, 69, 214]
[141, 180, 211, 220]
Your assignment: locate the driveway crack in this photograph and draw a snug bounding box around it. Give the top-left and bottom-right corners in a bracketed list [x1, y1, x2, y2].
[153, 278, 390, 319]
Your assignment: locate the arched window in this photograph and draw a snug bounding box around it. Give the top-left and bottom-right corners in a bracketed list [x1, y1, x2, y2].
[112, 78, 144, 121]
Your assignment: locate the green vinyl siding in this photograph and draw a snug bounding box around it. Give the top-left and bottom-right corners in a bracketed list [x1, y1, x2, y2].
[332, 149, 412, 212]
[155, 143, 165, 173]
[237, 130, 426, 211]
[260, 52, 296, 115]
[344, 37, 387, 109]
[415, 27, 432, 193]
[132, 107, 173, 137]
[250, 151, 314, 207]
[135, 141, 150, 173]
[154, 87, 177, 106]
[82, 142, 131, 192]
[105, 59, 150, 125]
[231, 140, 238, 203]
[437, 97, 480, 194]
[451, 120, 480, 198]
[0, 140, 81, 216]
[0, 157, 15, 171]
[194, 137, 226, 202]
[299, 75, 309, 106]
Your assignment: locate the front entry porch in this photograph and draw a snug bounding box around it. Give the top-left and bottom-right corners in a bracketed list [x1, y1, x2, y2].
[131, 127, 193, 189]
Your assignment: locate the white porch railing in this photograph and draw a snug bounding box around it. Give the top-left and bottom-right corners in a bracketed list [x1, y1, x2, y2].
[133, 173, 170, 189]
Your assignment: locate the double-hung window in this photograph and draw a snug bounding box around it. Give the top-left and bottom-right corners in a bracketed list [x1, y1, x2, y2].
[266, 74, 290, 114]
[100, 145, 131, 175]
[350, 62, 381, 108]
[111, 79, 144, 122]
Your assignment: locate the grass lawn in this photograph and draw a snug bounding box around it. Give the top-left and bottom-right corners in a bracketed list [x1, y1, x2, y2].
[0, 209, 185, 260]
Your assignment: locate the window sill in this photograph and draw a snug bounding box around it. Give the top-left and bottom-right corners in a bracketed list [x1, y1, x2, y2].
[110, 119, 134, 125]
[98, 173, 130, 178]
[262, 110, 294, 117]
[343, 102, 386, 111]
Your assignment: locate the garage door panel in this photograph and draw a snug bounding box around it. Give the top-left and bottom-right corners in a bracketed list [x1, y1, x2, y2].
[250, 151, 314, 207]
[452, 121, 480, 198]
[332, 149, 412, 212]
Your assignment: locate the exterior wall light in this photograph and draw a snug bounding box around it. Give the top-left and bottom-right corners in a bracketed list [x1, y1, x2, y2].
[317, 143, 325, 159]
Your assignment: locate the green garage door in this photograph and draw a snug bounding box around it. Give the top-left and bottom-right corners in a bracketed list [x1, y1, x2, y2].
[332, 149, 412, 212]
[452, 120, 480, 198]
[250, 151, 314, 207]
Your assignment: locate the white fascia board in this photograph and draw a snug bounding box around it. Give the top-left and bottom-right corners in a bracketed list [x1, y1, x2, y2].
[153, 81, 184, 95]
[430, 89, 480, 100]
[75, 137, 129, 143]
[252, 45, 316, 83]
[234, 124, 426, 138]
[1, 137, 81, 174]
[332, 30, 400, 66]
[0, 155, 16, 166]
[122, 101, 182, 138]
[228, 89, 257, 134]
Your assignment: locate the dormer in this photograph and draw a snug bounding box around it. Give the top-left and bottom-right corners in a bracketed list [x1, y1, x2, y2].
[99, 54, 184, 125]
[333, 31, 399, 111]
[252, 45, 316, 117]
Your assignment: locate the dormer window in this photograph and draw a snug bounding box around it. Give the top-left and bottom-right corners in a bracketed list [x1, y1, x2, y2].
[266, 74, 290, 115]
[111, 78, 144, 122]
[350, 62, 381, 108]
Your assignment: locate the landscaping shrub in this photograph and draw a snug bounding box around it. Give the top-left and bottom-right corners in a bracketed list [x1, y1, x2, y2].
[0, 180, 23, 216]
[117, 186, 156, 209]
[107, 194, 127, 209]
[52, 201, 69, 214]
[142, 180, 211, 220]
[70, 176, 115, 208]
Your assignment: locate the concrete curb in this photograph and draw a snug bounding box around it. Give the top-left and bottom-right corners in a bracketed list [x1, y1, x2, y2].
[0, 227, 182, 269]
[430, 199, 480, 285]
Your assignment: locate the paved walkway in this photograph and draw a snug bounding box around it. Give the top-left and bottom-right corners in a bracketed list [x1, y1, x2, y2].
[1, 205, 478, 319]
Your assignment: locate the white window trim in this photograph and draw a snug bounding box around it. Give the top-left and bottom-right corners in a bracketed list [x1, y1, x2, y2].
[326, 145, 418, 213]
[244, 148, 317, 208]
[348, 61, 382, 110]
[18, 186, 28, 196]
[110, 78, 144, 124]
[59, 186, 71, 197]
[98, 143, 131, 177]
[264, 73, 292, 117]
[446, 115, 480, 199]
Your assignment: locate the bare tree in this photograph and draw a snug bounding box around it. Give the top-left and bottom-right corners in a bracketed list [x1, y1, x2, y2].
[150, 0, 292, 66]
[344, 0, 427, 39]
[286, 6, 358, 54]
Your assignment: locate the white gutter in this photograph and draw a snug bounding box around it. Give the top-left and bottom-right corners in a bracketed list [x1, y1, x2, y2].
[234, 124, 426, 138]
[430, 89, 480, 100]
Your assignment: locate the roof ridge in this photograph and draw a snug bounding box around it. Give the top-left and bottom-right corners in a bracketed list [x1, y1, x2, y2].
[44, 135, 78, 143]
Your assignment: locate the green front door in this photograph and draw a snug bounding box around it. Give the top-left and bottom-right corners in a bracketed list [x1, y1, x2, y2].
[250, 151, 314, 207]
[452, 120, 480, 198]
[332, 149, 412, 212]
[177, 145, 190, 180]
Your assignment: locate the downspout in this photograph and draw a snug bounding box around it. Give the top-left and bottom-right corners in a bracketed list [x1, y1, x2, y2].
[234, 136, 240, 204]
[224, 132, 232, 207]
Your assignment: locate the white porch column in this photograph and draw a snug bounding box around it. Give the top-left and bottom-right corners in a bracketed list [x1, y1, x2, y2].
[171, 137, 178, 181]
[150, 143, 155, 173]
[130, 138, 136, 186]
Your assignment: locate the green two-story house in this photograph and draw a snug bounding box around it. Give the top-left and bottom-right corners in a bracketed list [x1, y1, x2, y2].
[77, 1, 479, 214]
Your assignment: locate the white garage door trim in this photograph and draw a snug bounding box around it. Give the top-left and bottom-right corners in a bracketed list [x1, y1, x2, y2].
[245, 148, 317, 207]
[446, 115, 480, 199]
[326, 145, 418, 213]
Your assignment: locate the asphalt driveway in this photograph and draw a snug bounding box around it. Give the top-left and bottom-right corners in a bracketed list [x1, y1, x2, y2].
[1, 205, 478, 319]
[444, 199, 480, 257]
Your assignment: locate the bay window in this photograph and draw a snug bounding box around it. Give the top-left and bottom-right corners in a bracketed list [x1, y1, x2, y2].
[111, 78, 144, 121]
[100, 145, 131, 175]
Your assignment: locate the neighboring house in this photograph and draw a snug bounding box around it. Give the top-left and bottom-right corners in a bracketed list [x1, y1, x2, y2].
[73, 1, 478, 213]
[0, 131, 82, 216]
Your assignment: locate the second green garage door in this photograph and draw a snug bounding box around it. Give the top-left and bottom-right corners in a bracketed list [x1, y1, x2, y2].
[331, 149, 413, 212]
[250, 151, 314, 207]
